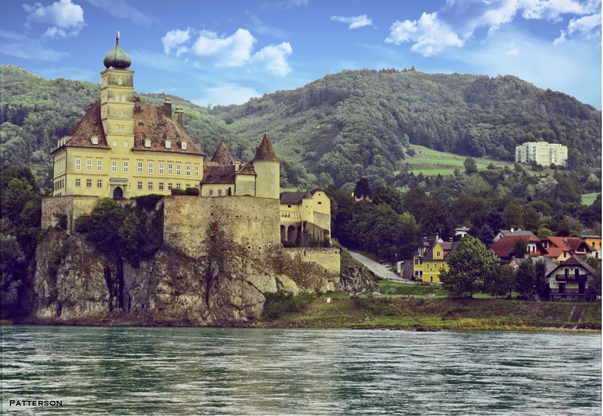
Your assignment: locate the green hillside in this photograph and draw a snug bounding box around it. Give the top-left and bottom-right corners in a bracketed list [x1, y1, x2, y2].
[210, 68, 601, 189]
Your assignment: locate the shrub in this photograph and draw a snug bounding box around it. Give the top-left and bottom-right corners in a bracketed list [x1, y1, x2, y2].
[135, 194, 164, 211]
[74, 215, 91, 233]
[262, 290, 313, 319]
[185, 187, 200, 196]
[171, 189, 187, 195]
[54, 213, 67, 230]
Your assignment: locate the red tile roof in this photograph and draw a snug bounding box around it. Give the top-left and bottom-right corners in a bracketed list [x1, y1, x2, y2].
[54, 101, 110, 151]
[491, 235, 541, 259]
[210, 140, 235, 165]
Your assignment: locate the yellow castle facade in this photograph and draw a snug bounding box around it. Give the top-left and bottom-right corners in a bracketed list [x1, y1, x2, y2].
[50, 34, 331, 248]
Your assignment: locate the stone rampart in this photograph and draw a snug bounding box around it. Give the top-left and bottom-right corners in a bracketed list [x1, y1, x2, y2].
[163, 195, 281, 258]
[41, 196, 100, 232]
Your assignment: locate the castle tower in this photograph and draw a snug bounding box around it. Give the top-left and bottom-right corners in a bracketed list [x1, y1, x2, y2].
[252, 134, 279, 199]
[100, 31, 135, 157]
[301, 190, 314, 223]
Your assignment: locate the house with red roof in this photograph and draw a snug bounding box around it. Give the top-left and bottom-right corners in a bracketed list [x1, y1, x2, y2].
[540, 237, 595, 262]
[490, 235, 547, 262]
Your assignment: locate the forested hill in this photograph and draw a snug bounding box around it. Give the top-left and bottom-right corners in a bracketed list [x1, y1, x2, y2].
[210, 68, 601, 189]
[0, 65, 246, 188]
[1, 64, 601, 190]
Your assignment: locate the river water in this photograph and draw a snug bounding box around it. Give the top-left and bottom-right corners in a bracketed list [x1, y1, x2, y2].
[1, 326, 600, 415]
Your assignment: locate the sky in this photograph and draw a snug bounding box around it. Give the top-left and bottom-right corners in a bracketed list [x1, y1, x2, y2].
[1, 0, 601, 109]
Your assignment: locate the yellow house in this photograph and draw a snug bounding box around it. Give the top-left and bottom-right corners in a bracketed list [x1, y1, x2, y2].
[418, 241, 458, 283]
[51, 33, 205, 198]
[581, 235, 601, 260]
[279, 189, 331, 244]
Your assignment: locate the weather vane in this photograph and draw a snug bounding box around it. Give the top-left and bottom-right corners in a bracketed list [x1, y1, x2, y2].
[117, 30, 120, 40]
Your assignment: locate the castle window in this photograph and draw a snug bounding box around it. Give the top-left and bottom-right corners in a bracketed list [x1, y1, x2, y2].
[86, 160, 92, 171]
[207, 175, 213, 181]
[194, 184, 199, 188]
[118, 77, 122, 86]
[159, 163, 164, 174]
[251, 183, 255, 189]
[97, 179, 102, 188]
[168, 164, 173, 175]
[138, 162, 143, 174]
[186, 165, 191, 176]
[75, 159, 81, 171]
[148, 182, 153, 190]
[137, 181, 143, 190]
[123, 161, 129, 173]
[97, 160, 103, 171]
[318, 202, 322, 205]
[159, 182, 164, 191]
[121, 96, 126, 102]
[145, 140, 151, 148]
[124, 140, 129, 148]
[195, 166, 199, 177]
[86, 179, 92, 188]
[165, 141, 171, 149]
[75, 179, 81, 187]
[186, 184, 190, 188]
[181, 142, 187, 150]
[168, 183, 173, 191]
[115, 95, 119, 101]
[112, 161, 117, 172]
[91, 136, 98, 145]
[218, 189, 222, 196]
[117, 125, 125, 133]
[113, 140, 117, 147]
[209, 190, 213, 196]
[221, 175, 226, 181]
[271, 183, 275, 189]
[271, 166, 275, 173]
[176, 183, 181, 189]
[176, 164, 181, 175]
[118, 111, 123, 118]
[148, 163, 154, 174]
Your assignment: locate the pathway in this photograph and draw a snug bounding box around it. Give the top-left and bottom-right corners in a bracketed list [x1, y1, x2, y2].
[348, 251, 417, 284]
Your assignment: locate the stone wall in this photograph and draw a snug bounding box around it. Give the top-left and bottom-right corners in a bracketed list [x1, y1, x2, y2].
[163, 195, 281, 258]
[41, 196, 100, 232]
[313, 211, 331, 232]
[301, 221, 332, 247]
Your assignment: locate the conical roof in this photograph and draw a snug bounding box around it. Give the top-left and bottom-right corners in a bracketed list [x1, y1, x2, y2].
[302, 190, 313, 199]
[103, 31, 132, 70]
[252, 134, 279, 163]
[211, 140, 235, 165]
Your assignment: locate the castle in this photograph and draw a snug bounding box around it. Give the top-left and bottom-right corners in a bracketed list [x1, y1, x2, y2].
[46, 33, 334, 268]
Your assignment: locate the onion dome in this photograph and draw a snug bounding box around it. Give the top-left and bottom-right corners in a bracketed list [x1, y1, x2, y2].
[103, 30, 131, 70]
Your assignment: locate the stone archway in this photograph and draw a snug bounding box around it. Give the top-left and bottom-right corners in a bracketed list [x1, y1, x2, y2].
[287, 225, 297, 243]
[281, 225, 286, 242]
[113, 186, 123, 199]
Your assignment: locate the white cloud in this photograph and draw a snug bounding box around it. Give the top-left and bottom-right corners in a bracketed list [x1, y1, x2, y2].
[259, 0, 308, 11]
[387, 0, 601, 56]
[505, 42, 519, 55]
[330, 15, 373, 29]
[386, 12, 462, 57]
[162, 28, 191, 55]
[251, 42, 292, 76]
[84, 0, 160, 27]
[249, 14, 290, 39]
[555, 12, 602, 43]
[192, 29, 256, 67]
[0, 29, 69, 61]
[22, 0, 85, 38]
[193, 84, 261, 106]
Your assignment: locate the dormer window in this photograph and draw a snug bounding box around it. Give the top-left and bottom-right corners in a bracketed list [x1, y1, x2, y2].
[165, 141, 171, 149]
[207, 175, 213, 181]
[221, 175, 226, 181]
[181, 142, 187, 150]
[145, 140, 151, 148]
[91, 136, 98, 145]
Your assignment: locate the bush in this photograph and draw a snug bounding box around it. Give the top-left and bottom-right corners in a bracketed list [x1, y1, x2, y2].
[54, 213, 67, 230]
[74, 215, 91, 233]
[135, 194, 164, 211]
[171, 189, 187, 195]
[262, 290, 313, 319]
[185, 187, 200, 196]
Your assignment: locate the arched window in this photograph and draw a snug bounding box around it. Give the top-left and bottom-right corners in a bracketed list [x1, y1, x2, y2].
[115, 95, 119, 101]
[113, 140, 117, 147]
[122, 96, 126, 102]
[124, 140, 129, 147]
[118, 77, 122, 86]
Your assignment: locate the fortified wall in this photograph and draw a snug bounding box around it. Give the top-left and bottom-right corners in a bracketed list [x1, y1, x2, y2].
[42, 195, 101, 233]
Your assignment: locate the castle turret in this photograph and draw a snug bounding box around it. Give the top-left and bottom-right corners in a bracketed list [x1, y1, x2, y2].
[252, 134, 279, 199]
[301, 190, 314, 223]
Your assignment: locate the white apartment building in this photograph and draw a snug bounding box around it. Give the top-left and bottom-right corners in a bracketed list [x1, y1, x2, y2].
[515, 142, 568, 167]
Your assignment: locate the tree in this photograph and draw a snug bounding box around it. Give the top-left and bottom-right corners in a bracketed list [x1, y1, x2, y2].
[483, 264, 515, 297]
[353, 177, 372, 199]
[439, 236, 498, 298]
[515, 259, 535, 298]
[512, 238, 528, 259]
[533, 258, 549, 300]
[372, 185, 403, 214]
[464, 157, 478, 174]
[420, 200, 454, 241]
[478, 223, 495, 246]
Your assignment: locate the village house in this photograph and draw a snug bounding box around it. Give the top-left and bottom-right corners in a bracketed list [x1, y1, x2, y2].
[540, 236, 595, 262]
[547, 256, 597, 302]
[491, 235, 547, 262]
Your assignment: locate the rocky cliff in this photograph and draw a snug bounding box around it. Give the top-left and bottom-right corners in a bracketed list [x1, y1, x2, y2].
[30, 228, 372, 326]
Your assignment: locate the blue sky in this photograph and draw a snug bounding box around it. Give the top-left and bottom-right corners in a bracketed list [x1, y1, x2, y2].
[1, 0, 601, 109]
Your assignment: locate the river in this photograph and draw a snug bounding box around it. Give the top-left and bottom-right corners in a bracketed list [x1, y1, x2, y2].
[1, 326, 600, 415]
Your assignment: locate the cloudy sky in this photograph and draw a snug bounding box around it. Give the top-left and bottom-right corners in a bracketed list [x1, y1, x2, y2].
[1, 0, 601, 109]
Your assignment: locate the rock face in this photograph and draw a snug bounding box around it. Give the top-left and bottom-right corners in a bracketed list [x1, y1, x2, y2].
[31, 229, 362, 326]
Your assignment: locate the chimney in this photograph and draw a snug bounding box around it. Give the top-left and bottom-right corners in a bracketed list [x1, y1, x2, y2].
[235, 160, 240, 171]
[134, 95, 141, 112]
[164, 97, 173, 118]
[175, 106, 184, 127]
